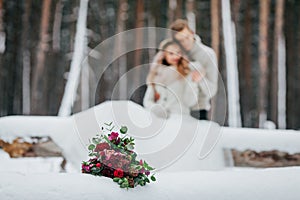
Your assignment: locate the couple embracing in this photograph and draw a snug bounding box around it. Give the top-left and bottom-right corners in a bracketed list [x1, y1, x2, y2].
[143, 19, 218, 120]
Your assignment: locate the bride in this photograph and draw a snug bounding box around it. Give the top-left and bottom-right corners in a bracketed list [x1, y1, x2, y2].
[143, 38, 201, 118]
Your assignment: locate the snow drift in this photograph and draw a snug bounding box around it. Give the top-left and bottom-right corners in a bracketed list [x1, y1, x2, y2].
[0, 101, 300, 199]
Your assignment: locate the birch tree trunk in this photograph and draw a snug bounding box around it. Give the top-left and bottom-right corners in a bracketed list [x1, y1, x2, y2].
[31, 0, 51, 114]
[80, 41, 89, 110]
[272, 0, 286, 129]
[186, 0, 196, 33]
[0, 0, 5, 54]
[113, 0, 128, 100]
[221, 0, 242, 127]
[52, 0, 63, 52]
[270, 0, 281, 127]
[148, 13, 156, 61]
[22, 0, 31, 115]
[0, 0, 4, 115]
[58, 0, 89, 116]
[258, 0, 271, 128]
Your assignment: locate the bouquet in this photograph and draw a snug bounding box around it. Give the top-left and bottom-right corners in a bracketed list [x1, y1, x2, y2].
[82, 122, 156, 189]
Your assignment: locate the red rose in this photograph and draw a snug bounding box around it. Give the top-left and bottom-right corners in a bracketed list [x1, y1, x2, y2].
[113, 168, 124, 178]
[108, 132, 119, 141]
[96, 163, 101, 168]
[95, 142, 110, 152]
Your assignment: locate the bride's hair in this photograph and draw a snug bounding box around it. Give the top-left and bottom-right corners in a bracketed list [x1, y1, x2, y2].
[159, 39, 190, 77]
[146, 39, 190, 86]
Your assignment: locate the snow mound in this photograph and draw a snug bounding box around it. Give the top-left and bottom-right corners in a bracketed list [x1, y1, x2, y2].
[1, 167, 300, 200]
[1, 101, 300, 199]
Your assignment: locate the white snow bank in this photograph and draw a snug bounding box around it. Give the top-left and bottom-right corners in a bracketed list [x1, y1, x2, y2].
[0, 101, 300, 171]
[1, 101, 300, 199]
[221, 127, 300, 153]
[1, 167, 300, 200]
[0, 149, 77, 173]
[0, 155, 63, 173]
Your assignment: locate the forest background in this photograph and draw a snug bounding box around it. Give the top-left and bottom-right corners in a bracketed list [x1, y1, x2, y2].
[0, 0, 299, 130]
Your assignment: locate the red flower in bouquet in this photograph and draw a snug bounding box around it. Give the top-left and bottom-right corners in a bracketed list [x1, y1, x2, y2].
[113, 168, 124, 178]
[96, 163, 101, 168]
[108, 132, 119, 141]
[82, 164, 91, 172]
[95, 142, 110, 152]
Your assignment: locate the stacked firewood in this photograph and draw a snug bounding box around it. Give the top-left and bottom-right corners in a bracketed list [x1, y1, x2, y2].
[0, 138, 32, 158]
[231, 149, 300, 168]
[0, 137, 62, 158]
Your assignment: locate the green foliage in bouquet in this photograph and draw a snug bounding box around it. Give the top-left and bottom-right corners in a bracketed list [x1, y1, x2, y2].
[82, 122, 156, 189]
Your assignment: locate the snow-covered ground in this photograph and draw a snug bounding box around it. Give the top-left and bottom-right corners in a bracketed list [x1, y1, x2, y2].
[1, 167, 300, 200]
[0, 150, 63, 173]
[0, 101, 300, 199]
[0, 150, 77, 173]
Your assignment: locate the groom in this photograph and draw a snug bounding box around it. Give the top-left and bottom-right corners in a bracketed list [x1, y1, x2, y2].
[170, 19, 218, 120]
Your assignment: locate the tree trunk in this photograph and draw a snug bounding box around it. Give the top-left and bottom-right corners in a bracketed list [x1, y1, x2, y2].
[52, 0, 63, 52]
[241, 0, 253, 127]
[0, 0, 5, 54]
[58, 0, 89, 116]
[285, 0, 299, 129]
[186, 0, 196, 33]
[168, 0, 177, 26]
[80, 42, 89, 111]
[134, 0, 144, 67]
[31, 0, 52, 114]
[111, 0, 128, 100]
[258, 0, 270, 128]
[211, 0, 220, 61]
[210, 0, 220, 122]
[131, 0, 143, 100]
[0, 0, 4, 116]
[277, 31, 286, 129]
[175, 0, 183, 19]
[148, 13, 156, 61]
[22, 0, 32, 115]
[221, 0, 242, 127]
[271, 0, 285, 128]
[2, 1, 23, 116]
